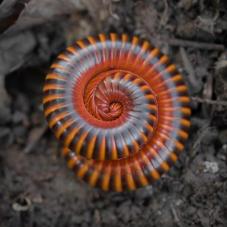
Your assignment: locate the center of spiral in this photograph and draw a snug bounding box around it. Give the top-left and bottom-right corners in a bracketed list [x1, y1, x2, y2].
[82, 70, 135, 123]
[100, 101, 123, 121]
[109, 102, 123, 115]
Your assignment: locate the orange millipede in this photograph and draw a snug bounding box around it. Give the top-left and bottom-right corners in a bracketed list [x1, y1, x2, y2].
[43, 33, 191, 192]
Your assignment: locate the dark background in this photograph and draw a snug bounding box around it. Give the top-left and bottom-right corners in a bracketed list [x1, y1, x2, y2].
[0, 0, 227, 226]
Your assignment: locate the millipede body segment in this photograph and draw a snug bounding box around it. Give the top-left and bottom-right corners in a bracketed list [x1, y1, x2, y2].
[43, 33, 191, 192]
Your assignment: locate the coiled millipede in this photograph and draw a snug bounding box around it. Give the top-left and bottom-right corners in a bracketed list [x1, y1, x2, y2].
[43, 33, 191, 192]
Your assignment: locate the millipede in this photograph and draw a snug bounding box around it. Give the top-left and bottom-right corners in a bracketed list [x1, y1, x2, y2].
[43, 33, 191, 192]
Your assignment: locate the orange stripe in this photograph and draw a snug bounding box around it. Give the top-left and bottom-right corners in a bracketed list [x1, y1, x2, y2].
[77, 164, 88, 179]
[123, 144, 129, 157]
[89, 163, 102, 187]
[148, 114, 157, 122]
[150, 48, 159, 57]
[43, 94, 64, 104]
[141, 131, 149, 143]
[151, 169, 160, 180]
[141, 41, 150, 52]
[125, 163, 136, 190]
[56, 118, 75, 139]
[110, 33, 117, 42]
[46, 73, 66, 81]
[75, 131, 89, 155]
[172, 74, 183, 82]
[140, 85, 150, 92]
[58, 54, 70, 61]
[44, 103, 66, 116]
[176, 86, 188, 92]
[160, 161, 170, 172]
[146, 124, 154, 133]
[142, 48, 159, 66]
[158, 85, 189, 94]
[180, 119, 191, 127]
[158, 55, 169, 65]
[133, 160, 148, 186]
[87, 135, 97, 159]
[132, 78, 141, 85]
[50, 64, 66, 70]
[67, 46, 76, 54]
[169, 152, 178, 162]
[64, 127, 81, 147]
[43, 84, 65, 91]
[153, 74, 182, 87]
[181, 107, 191, 115]
[147, 104, 158, 111]
[165, 64, 176, 73]
[114, 164, 122, 192]
[132, 139, 140, 153]
[145, 94, 155, 100]
[111, 137, 118, 160]
[178, 96, 190, 103]
[102, 165, 111, 191]
[67, 156, 77, 169]
[113, 72, 121, 80]
[132, 36, 139, 46]
[143, 147, 161, 180]
[87, 36, 96, 45]
[77, 40, 86, 48]
[124, 73, 132, 81]
[175, 141, 184, 151]
[99, 33, 106, 43]
[178, 130, 189, 140]
[49, 111, 69, 128]
[99, 136, 106, 160]
[61, 147, 70, 157]
[122, 34, 128, 43]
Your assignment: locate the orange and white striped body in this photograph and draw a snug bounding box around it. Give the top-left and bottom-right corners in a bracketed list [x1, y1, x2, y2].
[43, 33, 191, 192]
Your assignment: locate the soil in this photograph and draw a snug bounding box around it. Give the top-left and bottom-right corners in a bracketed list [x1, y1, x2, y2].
[0, 0, 227, 227]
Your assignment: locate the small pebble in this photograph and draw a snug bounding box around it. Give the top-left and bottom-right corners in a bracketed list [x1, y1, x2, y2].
[203, 161, 219, 174]
[12, 197, 32, 212]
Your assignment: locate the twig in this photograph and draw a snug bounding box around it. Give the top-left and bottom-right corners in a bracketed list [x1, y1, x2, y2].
[170, 204, 181, 227]
[191, 96, 227, 106]
[164, 38, 225, 51]
[180, 47, 199, 90]
[24, 125, 48, 153]
[160, 0, 169, 27]
[202, 75, 214, 117]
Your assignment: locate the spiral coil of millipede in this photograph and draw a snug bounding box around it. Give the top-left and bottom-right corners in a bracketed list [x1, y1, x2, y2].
[43, 33, 191, 192]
